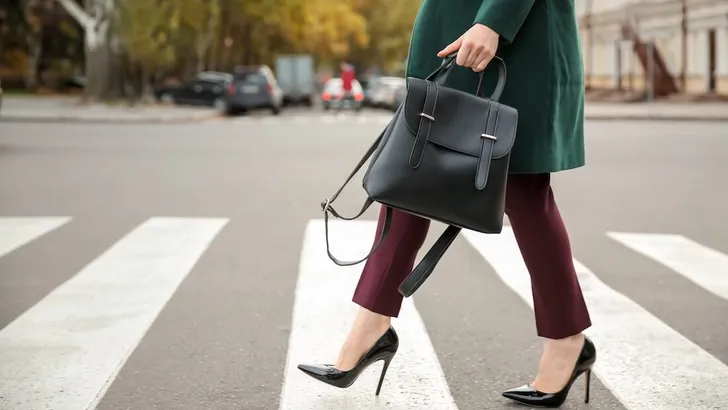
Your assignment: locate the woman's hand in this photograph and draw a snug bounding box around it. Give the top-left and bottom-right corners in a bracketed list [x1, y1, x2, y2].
[437, 23, 499, 72]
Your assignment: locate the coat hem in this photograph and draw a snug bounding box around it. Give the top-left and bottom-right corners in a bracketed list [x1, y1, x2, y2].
[507, 161, 585, 175]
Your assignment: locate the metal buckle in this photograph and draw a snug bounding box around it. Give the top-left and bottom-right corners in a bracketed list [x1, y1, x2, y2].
[481, 133, 497, 141]
[321, 198, 331, 212]
[419, 112, 435, 121]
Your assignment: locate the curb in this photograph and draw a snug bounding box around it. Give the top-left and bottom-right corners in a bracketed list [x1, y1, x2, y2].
[584, 114, 728, 122]
[2, 113, 726, 123]
[0, 113, 222, 124]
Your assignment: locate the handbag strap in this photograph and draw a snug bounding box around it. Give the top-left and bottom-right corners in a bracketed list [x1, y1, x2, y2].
[398, 225, 462, 297]
[321, 127, 390, 267]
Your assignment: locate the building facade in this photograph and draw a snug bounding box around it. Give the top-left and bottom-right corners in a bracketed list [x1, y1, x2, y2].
[577, 0, 728, 95]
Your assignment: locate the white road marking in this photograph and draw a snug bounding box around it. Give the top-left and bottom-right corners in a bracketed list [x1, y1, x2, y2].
[462, 227, 728, 410]
[0, 217, 71, 258]
[0, 217, 228, 410]
[607, 232, 728, 301]
[279, 219, 458, 410]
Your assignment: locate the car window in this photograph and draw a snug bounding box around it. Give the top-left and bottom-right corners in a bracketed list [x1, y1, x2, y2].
[199, 80, 223, 87]
[235, 72, 267, 84]
[196, 72, 233, 83]
[260, 66, 277, 84]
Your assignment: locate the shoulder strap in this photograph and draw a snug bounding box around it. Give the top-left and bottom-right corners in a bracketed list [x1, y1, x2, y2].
[322, 127, 390, 266]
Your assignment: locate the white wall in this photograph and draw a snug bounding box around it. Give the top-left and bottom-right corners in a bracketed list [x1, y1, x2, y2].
[718, 27, 728, 76]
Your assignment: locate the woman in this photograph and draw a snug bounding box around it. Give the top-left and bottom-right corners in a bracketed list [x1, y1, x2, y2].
[298, 0, 596, 407]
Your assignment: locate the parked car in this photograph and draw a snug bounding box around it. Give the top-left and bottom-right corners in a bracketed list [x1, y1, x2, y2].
[367, 76, 406, 110]
[321, 78, 364, 111]
[223, 65, 284, 116]
[155, 77, 229, 111]
[392, 86, 407, 112]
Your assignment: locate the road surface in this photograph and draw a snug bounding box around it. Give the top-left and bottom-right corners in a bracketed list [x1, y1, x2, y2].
[1, 108, 727, 410]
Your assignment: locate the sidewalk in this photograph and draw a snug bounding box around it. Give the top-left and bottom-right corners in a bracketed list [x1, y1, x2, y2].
[584, 102, 728, 121]
[0, 96, 220, 123]
[1, 96, 726, 123]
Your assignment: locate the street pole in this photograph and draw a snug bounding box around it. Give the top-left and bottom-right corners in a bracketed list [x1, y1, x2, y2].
[680, 0, 687, 93]
[585, 0, 594, 89]
[647, 40, 655, 103]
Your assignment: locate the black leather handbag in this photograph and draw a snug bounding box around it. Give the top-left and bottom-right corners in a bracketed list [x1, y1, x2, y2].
[321, 54, 518, 297]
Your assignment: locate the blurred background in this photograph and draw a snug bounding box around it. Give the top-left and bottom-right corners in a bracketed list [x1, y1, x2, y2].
[1, 0, 726, 113]
[0, 0, 419, 112]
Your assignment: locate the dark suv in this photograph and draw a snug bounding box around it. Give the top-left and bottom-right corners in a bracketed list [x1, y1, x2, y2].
[224, 65, 283, 116]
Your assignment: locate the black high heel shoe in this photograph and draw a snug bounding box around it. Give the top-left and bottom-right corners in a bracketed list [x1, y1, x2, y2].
[502, 335, 597, 408]
[297, 326, 399, 395]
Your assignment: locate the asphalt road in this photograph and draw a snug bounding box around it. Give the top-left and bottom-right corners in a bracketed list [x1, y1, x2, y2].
[1, 108, 727, 410]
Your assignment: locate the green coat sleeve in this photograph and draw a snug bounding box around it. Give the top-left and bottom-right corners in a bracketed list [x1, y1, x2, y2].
[473, 0, 536, 44]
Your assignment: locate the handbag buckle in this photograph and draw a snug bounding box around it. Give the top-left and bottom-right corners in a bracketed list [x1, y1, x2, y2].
[481, 133, 497, 141]
[419, 112, 435, 121]
[321, 198, 331, 212]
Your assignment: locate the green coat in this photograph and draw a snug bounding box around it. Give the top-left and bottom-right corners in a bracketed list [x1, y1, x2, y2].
[405, 0, 585, 174]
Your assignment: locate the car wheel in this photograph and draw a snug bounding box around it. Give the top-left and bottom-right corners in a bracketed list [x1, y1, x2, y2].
[160, 93, 175, 105]
[213, 98, 228, 114]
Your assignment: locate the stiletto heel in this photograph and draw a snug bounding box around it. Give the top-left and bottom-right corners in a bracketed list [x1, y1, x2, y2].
[297, 326, 399, 394]
[502, 335, 597, 408]
[375, 356, 393, 396]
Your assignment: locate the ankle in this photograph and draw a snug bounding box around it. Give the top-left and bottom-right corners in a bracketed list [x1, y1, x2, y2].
[355, 307, 391, 328]
[545, 333, 583, 343]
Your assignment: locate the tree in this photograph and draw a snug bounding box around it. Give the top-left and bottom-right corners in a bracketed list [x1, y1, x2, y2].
[21, 0, 48, 89]
[347, 0, 420, 73]
[117, 0, 179, 98]
[55, 0, 118, 100]
[179, 0, 220, 73]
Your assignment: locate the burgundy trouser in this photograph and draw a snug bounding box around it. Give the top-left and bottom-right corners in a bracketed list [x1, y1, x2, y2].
[352, 173, 591, 339]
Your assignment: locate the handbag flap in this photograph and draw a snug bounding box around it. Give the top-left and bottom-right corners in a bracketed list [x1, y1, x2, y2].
[402, 77, 517, 159]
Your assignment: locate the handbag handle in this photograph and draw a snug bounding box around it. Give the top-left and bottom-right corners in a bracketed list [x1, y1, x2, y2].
[427, 52, 507, 102]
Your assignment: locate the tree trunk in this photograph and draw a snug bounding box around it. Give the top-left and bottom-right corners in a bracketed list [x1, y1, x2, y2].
[84, 39, 123, 101]
[680, 0, 687, 92]
[25, 35, 42, 90]
[23, 0, 43, 90]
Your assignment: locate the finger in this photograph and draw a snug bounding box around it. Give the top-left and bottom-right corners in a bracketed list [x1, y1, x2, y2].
[473, 54, 492, 72]
[473, 49, 494, 72]
[455, 43, 471, 66]
[464, 43, 482, 68]
[437, 36, 463, 57]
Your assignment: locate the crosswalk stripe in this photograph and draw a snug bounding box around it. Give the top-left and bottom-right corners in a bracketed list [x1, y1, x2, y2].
[462, 227, 728, 410]
[279, 219, 458, 410]
[0, 217, 71, 259]
[607, 232, 728, 301]
[0, 217, 229, 410]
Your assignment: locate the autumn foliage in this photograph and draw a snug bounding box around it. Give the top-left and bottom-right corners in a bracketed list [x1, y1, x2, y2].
[1, 0, 421, 97]
[118, 0, 421, 75]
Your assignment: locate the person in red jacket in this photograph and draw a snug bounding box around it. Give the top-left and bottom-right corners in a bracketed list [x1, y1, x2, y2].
[340, 61, 356, 101]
